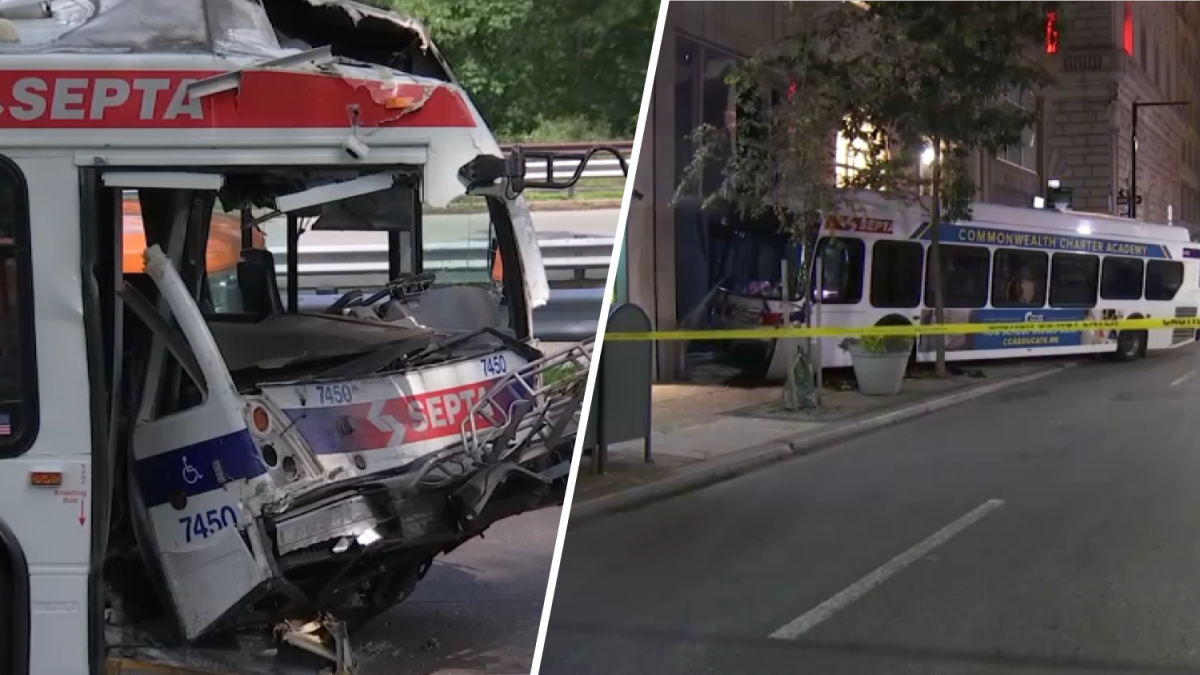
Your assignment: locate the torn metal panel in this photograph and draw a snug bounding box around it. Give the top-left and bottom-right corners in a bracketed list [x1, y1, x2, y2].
[297, 0, 431, 51]
[333, 64, 439, 118]
[1, 0, 432, 63]
[509, 198, 550, 310]
[327, 62, 444, 123]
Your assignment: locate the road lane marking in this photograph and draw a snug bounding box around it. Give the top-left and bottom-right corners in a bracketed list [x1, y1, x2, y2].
[768, 498, 1006, 640]
[1171, 370, 1196, 387]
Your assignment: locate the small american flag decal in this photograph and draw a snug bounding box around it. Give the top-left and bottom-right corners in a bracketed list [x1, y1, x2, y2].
[0, 413, 11, 436]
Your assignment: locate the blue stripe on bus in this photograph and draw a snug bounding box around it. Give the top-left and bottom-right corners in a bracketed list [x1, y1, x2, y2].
[909, 222, 1171, 259]
[970, 308, 1091, 350]
[134, 429, 267, 508]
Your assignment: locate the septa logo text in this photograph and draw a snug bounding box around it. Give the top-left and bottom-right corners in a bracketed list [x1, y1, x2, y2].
[1, 76, 203, 123]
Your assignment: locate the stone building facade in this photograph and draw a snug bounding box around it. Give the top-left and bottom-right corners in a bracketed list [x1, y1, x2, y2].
[1048, 1, 1200, 231]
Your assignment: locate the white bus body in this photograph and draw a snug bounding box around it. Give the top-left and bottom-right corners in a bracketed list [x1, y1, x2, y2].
[713, 190, 1200, 379]
[0, 2, 591, 674]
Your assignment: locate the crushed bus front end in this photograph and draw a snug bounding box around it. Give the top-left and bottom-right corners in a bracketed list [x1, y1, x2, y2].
[0, 1, 613, 672]
[103, 157, 588, 671]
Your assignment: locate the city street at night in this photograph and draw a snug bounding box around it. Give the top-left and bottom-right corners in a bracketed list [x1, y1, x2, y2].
[542, 348, 1200, 675]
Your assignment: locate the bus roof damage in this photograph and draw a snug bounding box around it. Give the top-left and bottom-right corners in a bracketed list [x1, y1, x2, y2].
[0, 1, 616, 673]
[4, 0, 437, 63]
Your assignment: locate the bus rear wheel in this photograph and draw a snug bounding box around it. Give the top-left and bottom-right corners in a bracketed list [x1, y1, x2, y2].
[1115, 330, 1146, 362]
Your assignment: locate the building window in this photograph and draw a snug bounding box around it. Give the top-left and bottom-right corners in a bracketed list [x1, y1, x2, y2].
[835, 123, 876, 187]
[673, 35, 744, 326]
[674, 36, 742, 197]
[673, 37, 697, 194]
[998, 88, 1036, 172]
[0, 155, 36, 455]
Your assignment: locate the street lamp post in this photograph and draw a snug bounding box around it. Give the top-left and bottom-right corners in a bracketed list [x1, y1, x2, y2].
[1130, 100, 1190, 219]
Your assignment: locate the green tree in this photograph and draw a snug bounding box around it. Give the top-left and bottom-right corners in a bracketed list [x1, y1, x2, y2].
[374, 0, 658, 140]
[841, 1, 1053, 376]
[675, 8, 862, 409]
[676, 1, 1053, 406]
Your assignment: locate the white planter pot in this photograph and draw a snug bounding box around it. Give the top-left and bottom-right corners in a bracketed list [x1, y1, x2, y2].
[846, 345, 909, 396]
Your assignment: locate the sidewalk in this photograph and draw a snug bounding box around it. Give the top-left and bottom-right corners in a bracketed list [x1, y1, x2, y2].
[571, 359, 1079, 522]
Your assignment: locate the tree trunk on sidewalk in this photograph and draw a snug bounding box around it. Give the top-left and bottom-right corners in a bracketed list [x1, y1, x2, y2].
[930, 138, 947, 378]
[782, 237, 819, 412]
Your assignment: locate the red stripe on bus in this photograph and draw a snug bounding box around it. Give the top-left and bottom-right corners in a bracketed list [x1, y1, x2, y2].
[0, 69, 476, 129]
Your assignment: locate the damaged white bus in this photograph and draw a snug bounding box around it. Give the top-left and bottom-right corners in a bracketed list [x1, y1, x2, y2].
[0, 1, 617, 674]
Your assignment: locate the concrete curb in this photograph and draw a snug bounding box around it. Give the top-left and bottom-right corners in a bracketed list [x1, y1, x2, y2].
[569, 363, 1077, 526]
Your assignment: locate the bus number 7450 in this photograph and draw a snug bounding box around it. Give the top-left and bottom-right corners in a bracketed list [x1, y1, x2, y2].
[179, 506, 239, 543]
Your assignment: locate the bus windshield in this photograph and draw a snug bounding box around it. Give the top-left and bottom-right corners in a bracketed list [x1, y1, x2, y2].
[718, 230, 789, 298]
[121, 170, 521, 340]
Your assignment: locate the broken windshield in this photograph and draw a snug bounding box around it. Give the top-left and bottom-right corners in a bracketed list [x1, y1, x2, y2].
[120, 169, 524, 370]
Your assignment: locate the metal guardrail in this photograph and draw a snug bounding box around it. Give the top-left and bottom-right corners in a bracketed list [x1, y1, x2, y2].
[270, 142, 629, 292]
[499, 141, 633, 181]
[272, 237, 615, 291]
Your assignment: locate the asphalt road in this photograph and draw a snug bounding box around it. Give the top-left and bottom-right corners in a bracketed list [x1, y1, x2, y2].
[355, 507, 560, 675]
[541, 347, 1200, 675]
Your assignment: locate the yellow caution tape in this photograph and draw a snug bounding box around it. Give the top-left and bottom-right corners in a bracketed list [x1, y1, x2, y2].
[601, 316, 1200, 341]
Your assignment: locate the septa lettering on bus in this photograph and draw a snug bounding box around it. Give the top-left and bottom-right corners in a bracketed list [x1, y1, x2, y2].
[1, 76, 204, 123]
[283, 380, 528, 454]
[825, 215, 895, 234]
[0, 71, 476, 128]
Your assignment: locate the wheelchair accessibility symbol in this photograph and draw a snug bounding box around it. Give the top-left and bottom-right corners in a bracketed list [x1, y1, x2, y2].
[181, 456, 204, 485]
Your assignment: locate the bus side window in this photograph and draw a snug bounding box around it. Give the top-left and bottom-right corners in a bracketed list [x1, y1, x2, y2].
[991, 248, 1048, 308]
[871, 241, 923, 308]
[1146, 260, 1184, 301]
[1099, 256, 1144, 300]
[1049, 253, 1099, 308]
[0, 155, 36, 454]
[925, 244, 989, 308]
[814, 237, 865, 304]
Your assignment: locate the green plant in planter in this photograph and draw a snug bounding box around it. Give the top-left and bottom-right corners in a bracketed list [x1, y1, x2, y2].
[840, 335, 914, 355]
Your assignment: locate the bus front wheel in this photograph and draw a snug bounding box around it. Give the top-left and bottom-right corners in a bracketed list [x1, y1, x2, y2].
[1115, 330, 1146, 362]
